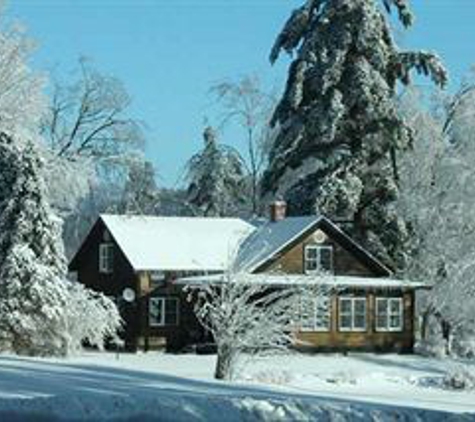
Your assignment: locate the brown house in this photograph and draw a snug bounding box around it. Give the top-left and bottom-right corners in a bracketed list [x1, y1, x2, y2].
[69, 206, 426, 353]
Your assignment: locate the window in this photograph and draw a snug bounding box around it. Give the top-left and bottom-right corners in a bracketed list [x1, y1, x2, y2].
[99, 243, 114, 274]
[149, 297, 179, 327]
[339, 297, 366, 332]
[299, 296, 331, 332]
[304, 245, 333, 273]
[150, 271, 166, 289]
[376, 298, 403, 332]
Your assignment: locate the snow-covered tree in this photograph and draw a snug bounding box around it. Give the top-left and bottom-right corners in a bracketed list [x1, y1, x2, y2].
[262, 0, 447, 269]
[187, 270, 329, 381]
[186, 126, 247, 217]
[399, 81, 475, 356]
[0, 17, 46, 140]
[0, 133, 121, 356]
[120, 159, 160, 215]
[42, 58, 144, 162]
[211, 75, 276, 214]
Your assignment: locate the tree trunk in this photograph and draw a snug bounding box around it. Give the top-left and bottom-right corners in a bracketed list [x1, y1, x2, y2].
[214, 344, 236, 380]
[441, 319, 452, 356]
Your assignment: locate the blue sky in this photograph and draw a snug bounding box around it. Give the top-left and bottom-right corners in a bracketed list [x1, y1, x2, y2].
[7, 0, 475, 187]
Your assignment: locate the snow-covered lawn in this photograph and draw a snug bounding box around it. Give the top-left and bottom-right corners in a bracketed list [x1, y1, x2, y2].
[0, 351, 474, 421]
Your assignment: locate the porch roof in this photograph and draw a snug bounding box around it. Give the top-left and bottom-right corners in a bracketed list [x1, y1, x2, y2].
[176, 273, 430, 290]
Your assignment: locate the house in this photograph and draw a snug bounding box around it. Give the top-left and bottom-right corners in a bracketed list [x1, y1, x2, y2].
[69, 202, 426, 353]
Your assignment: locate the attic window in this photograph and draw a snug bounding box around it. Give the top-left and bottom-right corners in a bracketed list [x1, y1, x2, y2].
[99, 243, 114, 274]
[304, 245, 333, 274]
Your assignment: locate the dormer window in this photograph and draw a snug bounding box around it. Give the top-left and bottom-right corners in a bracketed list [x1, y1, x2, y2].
[304, 245, 333, 273]
[99, 243, 114, 274]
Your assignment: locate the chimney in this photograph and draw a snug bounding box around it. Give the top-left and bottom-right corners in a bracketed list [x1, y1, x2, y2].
[270, 199, 287, 222]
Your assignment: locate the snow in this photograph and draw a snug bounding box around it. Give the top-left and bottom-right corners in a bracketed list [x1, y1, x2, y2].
[100, 214, 255, 271]
[0, 351, 473, 421]
[178, 273, 428, 289]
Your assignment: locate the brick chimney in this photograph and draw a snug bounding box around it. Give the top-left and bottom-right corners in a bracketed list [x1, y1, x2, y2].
[269, 199, 287, 222]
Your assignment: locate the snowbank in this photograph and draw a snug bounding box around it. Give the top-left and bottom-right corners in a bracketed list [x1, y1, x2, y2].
[0, 352, 473, 421]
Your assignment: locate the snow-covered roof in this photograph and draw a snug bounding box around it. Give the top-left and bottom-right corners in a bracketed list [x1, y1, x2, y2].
[234, 216, 320, 272]
[100, 214, 255, 271]
[177, 273, 430, 289]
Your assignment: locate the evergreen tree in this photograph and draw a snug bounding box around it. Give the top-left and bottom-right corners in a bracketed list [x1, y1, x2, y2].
[0, 133, 121, 355]
[121, 159, 160, 215]
[186, 127, 247, 217]
[0, 133, 69, 354]
[261, 0, 447, 269]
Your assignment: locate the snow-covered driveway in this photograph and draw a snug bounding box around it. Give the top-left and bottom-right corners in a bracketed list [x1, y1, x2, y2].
[0, 352, 473, 421]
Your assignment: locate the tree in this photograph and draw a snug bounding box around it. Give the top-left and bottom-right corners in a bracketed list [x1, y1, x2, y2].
[0, 133, 121, 356]
[261, 0, 447, 269]
[0, 18, 46, 140]
[41, 59, 147, 255]
[42, 58, 144, 161]
[187, 270, 328, 380]
[399, 81, 475, 356]
[186, 126, 247, 217]
[120, 159, 160, 215]
[211, 76, 276, 214]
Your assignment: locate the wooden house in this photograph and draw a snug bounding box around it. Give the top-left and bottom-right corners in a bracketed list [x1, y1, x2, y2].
[69, 203, 426, 353]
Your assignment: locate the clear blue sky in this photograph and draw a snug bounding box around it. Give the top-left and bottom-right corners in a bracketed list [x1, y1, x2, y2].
[7, 0, 475, 187]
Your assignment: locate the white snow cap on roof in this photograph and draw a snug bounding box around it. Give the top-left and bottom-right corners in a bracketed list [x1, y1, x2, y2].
[100, 214, 255, 271]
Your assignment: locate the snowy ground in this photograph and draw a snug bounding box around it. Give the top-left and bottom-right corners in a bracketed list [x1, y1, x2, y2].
[0, 351, 474, 421]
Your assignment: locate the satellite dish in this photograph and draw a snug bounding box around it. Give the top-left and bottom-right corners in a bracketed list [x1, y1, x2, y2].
[122, 288, 136, 303]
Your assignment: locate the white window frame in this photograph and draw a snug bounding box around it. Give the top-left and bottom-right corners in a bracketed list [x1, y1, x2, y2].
[299, 296, 331, 332]
[304, 245, 333, 274]
[338, 297, 367, 332]
[149, 297, 179, 327]
[375, 297, 403, 332]
[99, 243, 114, 274]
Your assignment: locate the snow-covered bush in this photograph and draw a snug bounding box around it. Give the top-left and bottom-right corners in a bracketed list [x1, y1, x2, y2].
[63, 281, 122, 354]
[443, 364, 475, 391]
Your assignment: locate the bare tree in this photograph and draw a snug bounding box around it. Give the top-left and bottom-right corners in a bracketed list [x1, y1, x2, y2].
[210, 75, 276, 215]
[42, 58, 144, 162]
[186, 270, 329, 381]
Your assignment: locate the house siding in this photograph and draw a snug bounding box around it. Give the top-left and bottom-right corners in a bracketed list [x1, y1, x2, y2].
[259, 227, 375, 276]
[69, 219, 140, 350]
[295, 291, 414, 353]
[135, 271, 207, 351]
[253, 225, 414, 353]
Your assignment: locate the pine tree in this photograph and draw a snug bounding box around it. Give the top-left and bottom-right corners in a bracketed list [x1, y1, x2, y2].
[261, 0, 447, 269]
[121, 159, 160, 215]
[186, 127, 247, 217]
[0, 133, 121, 355]
[0, 133, 69, 354]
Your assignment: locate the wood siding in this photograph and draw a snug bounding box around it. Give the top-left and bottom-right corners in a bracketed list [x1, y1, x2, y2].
[261, 227, 375, 276]
[295, 291, 414, 353]
[135, 271, 207, 351]
[255, 225, 415, 353]
[69, 219, 140, 350]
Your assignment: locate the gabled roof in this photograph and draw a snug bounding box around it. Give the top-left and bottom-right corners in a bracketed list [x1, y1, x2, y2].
[234, 216, 317, 272]
[234, 215, 392, 276]
[99, 214, 255, 272]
